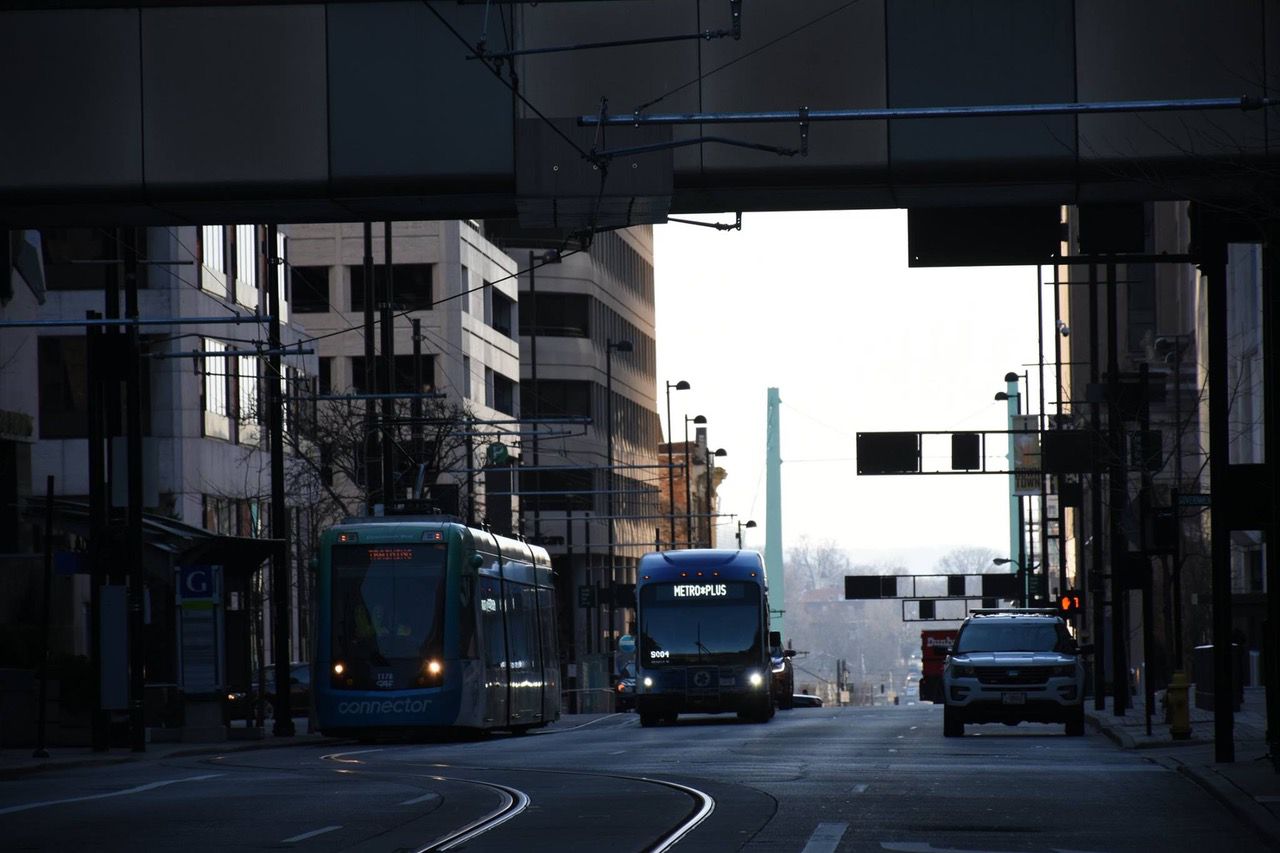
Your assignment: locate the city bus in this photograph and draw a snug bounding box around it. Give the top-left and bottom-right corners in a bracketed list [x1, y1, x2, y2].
[313, 516, 559, 738]
[633, 549, 778, 726]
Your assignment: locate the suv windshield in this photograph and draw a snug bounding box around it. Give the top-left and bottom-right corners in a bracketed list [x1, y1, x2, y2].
[954, 621, 1073, 654]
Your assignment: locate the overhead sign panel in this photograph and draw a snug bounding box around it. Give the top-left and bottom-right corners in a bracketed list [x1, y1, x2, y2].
[856, 432, 920, 475]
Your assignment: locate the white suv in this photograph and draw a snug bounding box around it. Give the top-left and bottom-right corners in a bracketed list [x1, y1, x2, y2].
[942, 610, 1087, 737]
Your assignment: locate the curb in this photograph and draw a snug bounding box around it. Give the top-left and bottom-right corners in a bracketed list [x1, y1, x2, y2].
[1169, 760, 1280, 849]
[0, 735, 340, 779]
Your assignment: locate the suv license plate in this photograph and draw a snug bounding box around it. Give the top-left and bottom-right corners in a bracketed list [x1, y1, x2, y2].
[1002, 692, 1026, 705]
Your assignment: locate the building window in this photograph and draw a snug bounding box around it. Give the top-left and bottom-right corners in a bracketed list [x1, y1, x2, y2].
[493, 373, 516, 416]
[520, 292, 590, 337]
[463, 355, 472, 399]
[238, 356, 259, 425]
[349, 263, 433, 312]
[492, 290, 515, 338]
[204, 339, 229, 417]
[460, 265, 470, 313]
[350, 355, 435, 394]
[521, 379, 591, 418]
[235, 225, 258, 289]
[318, 357, 333, 395]
[291, 265, 330, 313]
[37, 336, 88, 438]
[201, 225, 226, 275]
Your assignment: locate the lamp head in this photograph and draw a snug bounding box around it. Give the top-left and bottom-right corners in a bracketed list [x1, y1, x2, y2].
[993, 557, 1013, 566]
[712, 447, 727, 458]
[1004, 372, 1020, 382]
[693, 414, 707, 425]
[675, 380, 691, 391]
[744, 520, 757, 529]
[994, 391, 1010, 401]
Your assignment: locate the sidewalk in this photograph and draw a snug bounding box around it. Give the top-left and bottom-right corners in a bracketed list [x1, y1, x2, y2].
[0, 712, 623, 779]
[1086, 686, 1280, 848]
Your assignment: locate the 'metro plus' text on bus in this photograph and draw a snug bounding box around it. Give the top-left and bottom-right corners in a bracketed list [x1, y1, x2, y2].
[633, 549, 779, 726]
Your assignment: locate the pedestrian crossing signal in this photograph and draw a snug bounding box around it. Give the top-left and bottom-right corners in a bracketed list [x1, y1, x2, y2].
[1058, 590, 1084, 615]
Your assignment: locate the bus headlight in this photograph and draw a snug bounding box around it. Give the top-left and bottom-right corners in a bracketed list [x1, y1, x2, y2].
[332, 662, 345, 676]
[749, 672, 764, 688]
[643, 677, 653, 688]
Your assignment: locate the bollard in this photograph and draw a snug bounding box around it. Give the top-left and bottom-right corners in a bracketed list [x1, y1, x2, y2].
[1167, 670, 1192, 740]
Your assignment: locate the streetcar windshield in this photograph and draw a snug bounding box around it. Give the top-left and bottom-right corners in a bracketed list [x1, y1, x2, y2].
[332, 544, 447, 671]
[638, 581, 762, 665]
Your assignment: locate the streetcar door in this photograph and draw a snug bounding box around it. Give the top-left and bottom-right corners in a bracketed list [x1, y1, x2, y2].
[506, 581, 542, 725]
[478, 574, 508, 726]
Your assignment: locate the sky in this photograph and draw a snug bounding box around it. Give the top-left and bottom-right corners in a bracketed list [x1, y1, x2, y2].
[653, 209, 1045, 572]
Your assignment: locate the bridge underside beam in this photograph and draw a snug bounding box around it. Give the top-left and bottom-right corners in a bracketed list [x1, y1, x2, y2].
[1, 1, 1276, 225]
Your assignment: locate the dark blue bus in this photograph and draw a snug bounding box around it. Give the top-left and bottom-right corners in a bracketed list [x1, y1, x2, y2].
[314, 517, 559, 737]
[633, 550, 778, 726]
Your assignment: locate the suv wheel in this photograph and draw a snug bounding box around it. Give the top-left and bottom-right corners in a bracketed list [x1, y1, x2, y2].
[943, 704, 964, 738]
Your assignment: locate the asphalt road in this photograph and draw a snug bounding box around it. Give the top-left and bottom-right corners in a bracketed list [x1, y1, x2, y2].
[0, 704, 1267, 852]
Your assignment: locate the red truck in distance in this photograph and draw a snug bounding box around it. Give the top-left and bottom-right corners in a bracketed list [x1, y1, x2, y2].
[919, 629, 958, 703]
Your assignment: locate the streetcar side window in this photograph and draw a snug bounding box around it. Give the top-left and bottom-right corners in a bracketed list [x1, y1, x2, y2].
[506, 582, 533, 669]
[458, 575, 478, 659]
[481, 579, 506, 669]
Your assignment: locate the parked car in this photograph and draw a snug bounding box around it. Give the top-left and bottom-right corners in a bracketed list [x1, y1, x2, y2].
[225, 662, 312, 723]
[615, 661, 636, 712]
[771, 647, 797, 709]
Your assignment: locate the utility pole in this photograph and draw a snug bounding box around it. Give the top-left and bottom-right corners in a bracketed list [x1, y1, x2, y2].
[267, 224, 294, 735]
[411, 318, 424, 467]
[86, 310, 107, 751]
[362, 223, 377, 513]
[380, 222, 396, 506]
[123, 227, 145, 752]
[1089, 262, 1106, 711]
[1107, 260, 1128, 717]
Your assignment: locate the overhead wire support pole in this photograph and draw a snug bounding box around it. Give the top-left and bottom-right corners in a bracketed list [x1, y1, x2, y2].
[667, 213, 742, 231]
[579, 95, 1277, 127]
[266, 224, 294, 736]
[123, 228, 145, 752]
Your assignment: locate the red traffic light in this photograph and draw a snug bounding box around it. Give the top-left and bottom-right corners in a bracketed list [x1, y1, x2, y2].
[1058, 591, 1084, 614]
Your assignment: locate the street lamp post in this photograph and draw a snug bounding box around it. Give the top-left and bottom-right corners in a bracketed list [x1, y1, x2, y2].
[736, 518, 757, 549]
[704, 447, 727, 547]
[993, 558, 1037, 607]
[665, 380, 691, 550]
[605, 338, 632, 654]
[684, 414, 706, 548]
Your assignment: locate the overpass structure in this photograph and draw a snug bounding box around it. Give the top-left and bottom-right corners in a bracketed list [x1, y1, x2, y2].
[0, 0, 1276, 226]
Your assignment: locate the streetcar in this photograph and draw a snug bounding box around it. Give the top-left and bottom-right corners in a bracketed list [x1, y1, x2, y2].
[633, 549, 778, 726]
[313, 516, 560, 737]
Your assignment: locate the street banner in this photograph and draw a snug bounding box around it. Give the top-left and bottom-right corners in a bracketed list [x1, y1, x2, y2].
[1013, 414, 1041, 496]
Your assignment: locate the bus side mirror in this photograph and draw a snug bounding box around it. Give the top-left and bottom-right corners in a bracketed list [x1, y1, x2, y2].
[769, 631, 782, 648]
[783, 649, 797, 658]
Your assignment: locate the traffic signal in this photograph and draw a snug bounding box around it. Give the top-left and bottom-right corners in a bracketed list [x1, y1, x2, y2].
[1057, 590, 1085, 616]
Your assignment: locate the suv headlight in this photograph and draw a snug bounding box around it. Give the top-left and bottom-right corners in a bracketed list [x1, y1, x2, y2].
[950, 664, 976, 678]
[772, 660, 787, 674]
[1050, 664, 1076, 677]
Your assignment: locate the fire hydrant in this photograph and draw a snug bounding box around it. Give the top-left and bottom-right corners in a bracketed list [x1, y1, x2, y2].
[1167, 670, 1192, 740]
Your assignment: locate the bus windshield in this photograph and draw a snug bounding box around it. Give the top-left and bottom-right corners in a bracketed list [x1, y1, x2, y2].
[332, 544, 447, 674]
[639, 581, 762, 665]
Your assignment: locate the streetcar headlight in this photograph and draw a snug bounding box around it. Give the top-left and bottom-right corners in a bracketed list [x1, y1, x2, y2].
[749, 672, 764, 688]
[426, 660, 443, 676]
[643, 677, 653, 688]
[332, 662, 345, 676]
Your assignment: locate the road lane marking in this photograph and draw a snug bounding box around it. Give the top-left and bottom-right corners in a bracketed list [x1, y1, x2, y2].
[0, 773, 224, 816]
[401, 793, 441, 806]
[608, 750, 627, 755]
[321, 748, 384, 763]
[281, 825, 342, 843]
[851, 784, 870, 794]
[848, 762, 1164, 773]
[803, 822, 848, 853]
